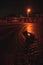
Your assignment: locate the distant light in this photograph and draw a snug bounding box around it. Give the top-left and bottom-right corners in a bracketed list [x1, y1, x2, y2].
[27, 8, 31, 13]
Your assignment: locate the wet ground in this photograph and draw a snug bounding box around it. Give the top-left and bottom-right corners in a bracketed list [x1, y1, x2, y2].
[0, 23, 43, 65]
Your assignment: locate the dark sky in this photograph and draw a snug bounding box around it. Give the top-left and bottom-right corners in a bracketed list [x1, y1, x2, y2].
[0, 0, 43, 17]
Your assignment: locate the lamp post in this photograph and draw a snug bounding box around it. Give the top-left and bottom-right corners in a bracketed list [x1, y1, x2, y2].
[27, 8, 31, 17]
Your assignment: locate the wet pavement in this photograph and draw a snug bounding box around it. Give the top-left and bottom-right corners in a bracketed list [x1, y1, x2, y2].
[0, 23, 43, 65]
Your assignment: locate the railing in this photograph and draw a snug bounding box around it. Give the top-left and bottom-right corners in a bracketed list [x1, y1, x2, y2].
[0, 16, 43, 23]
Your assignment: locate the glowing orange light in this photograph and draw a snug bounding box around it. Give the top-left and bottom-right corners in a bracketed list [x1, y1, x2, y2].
[27, 8, 31, 13]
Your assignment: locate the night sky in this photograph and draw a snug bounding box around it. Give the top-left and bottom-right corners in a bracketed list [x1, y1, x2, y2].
[0, 0, 43, 17]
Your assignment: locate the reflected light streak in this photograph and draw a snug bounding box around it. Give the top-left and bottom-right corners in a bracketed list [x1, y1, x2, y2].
[26, 24, 34, 34]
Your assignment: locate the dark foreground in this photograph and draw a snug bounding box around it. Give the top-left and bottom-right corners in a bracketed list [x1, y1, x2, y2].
[0, 23, 43, 65]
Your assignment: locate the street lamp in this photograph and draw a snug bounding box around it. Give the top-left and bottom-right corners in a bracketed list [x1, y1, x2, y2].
[27, 8, 31, 17]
